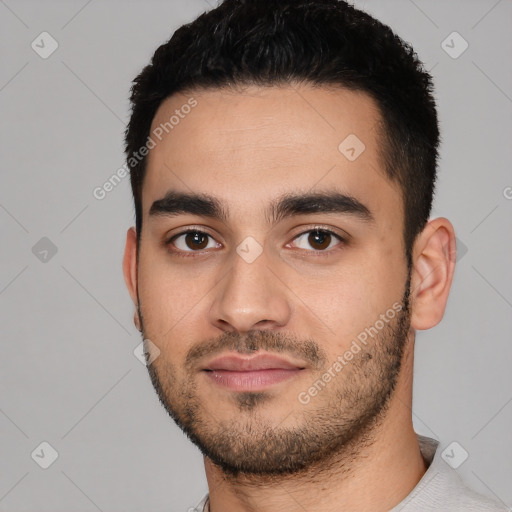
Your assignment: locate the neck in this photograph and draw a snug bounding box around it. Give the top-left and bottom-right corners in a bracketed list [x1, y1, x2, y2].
[203, 341, 426, 512]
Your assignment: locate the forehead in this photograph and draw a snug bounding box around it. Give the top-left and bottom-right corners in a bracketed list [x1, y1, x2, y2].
[143, 84, 400, 224]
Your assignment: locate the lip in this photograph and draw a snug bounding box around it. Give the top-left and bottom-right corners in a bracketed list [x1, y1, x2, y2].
[202, 353, 306, 392]
[204, 353, 306, 371]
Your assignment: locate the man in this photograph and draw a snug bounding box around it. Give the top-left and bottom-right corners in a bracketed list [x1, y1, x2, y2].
[122, 0, 508, 510]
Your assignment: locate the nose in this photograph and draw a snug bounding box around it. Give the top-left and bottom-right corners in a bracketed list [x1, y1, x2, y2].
[209, 244, 292, 333]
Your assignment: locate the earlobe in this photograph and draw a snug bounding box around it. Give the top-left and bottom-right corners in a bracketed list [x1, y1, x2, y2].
[409, 217, 456, 330]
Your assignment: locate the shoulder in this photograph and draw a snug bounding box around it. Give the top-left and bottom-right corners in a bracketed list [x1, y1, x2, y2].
[189, 492, 209, 512]
[393, 436, 509, 512]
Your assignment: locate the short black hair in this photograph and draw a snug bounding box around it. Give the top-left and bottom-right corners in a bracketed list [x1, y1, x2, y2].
[125, 0, 439, 265]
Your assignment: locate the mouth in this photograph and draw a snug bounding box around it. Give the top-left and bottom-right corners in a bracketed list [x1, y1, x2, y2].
[202, 352, 306, 391]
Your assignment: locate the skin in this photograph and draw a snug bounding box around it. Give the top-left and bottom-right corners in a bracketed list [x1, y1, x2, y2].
[123, 84, 456, 512]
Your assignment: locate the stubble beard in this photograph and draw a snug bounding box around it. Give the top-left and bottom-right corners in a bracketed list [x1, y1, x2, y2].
[140, 275, 412, 479]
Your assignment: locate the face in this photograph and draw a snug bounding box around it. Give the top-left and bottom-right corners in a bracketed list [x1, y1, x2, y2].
[127, 84, 413, 476]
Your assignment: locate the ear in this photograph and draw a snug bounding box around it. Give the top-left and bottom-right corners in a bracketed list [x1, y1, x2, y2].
[123, 227, 141, 331]
[409, 217, 456, 330]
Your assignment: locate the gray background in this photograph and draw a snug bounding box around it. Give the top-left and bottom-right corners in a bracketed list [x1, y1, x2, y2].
[1, 0, 511, 511]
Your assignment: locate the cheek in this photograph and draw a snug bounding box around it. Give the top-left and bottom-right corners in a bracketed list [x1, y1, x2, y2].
[136, 252, 214, 343]
[138, 275, 207, 364]
[292, 253, 404, 355]
[311, 274, 376, 345]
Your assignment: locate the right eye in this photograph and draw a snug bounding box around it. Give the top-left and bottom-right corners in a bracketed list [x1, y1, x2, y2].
[166, 230, 221, 255]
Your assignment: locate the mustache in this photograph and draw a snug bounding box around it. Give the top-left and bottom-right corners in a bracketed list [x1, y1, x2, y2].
[184, 330, 328, 372]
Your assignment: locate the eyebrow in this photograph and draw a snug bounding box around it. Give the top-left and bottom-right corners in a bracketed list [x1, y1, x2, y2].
[149, 190, 374, 225]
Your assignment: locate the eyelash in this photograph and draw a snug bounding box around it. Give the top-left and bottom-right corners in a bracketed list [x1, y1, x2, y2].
[164, 226, 347, 258]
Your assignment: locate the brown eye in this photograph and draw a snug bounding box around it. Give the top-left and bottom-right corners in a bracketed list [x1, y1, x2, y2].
[168, 230, 217, 252]
[308, 230, 332, 250]
[292, 229, 343, 252]
[184, 232, 209, 250]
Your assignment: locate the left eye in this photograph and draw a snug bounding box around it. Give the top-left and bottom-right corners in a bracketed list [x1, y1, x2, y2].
[291, 229, 343, 251]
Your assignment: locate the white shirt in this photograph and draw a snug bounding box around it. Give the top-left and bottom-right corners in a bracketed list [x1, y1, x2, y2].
[190, 435, 509, 511]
